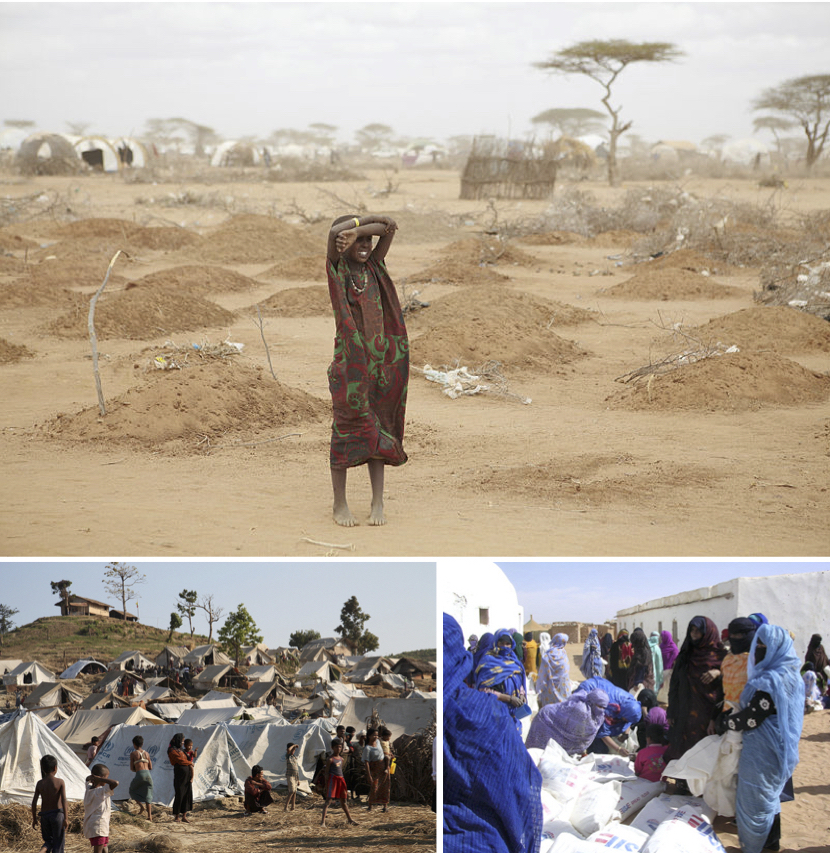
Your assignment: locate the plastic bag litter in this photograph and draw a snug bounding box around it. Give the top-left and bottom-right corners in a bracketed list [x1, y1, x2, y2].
[616, 777, 665, 820]
[641, 812, 726, 853]
[587, 822, 650, 850]
[421, 364, 531, 403]
[631, 793, 715, 836]
[568, 778, 622, 836]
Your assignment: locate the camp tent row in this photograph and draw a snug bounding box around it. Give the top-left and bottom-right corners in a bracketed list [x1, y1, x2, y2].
[15, 133, 151, 174]
[2, 661, 55, 686]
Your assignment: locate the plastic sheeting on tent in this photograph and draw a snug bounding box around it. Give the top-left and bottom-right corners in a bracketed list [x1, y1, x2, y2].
[95, 669, 147, 693]
[94, 723, 250, 806]
[296, 661, 338, 682]
[24, 682, 83, 709]
[80, 691, 131, 711]
[184, 644, 231, 667]
[193, 666, 233, 689]
[380, 672, 407, 690]
[54, 707, 165, 757]
[71, 135, 121, 172]
[60, 659, 107, 679]
[0, 712, 90, 804]
[337, 696, 436, 740]
[312, 681, 367, 716]
[246, 665, 276, 682]
[148, 702, 191, 721]
[178, 707, 248, 727]
[108, 650, 155, 671]
[0, 659, 23, 675]
[2, 661, 56, 686]
[194, 691, 244, 707]
[136, 685, 173, 703]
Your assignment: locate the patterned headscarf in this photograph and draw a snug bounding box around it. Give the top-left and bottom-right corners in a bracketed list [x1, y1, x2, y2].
[580, 629, 604, 679]
[475, 629, 527, 693]
[537, 633, 571, 706]
[525, 689, 608, 754]
[659, 630, 679, 670]
[472, 633, 495, 674]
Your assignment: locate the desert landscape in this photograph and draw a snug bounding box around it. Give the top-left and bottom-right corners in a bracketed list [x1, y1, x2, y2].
[1, 167, 828, 556]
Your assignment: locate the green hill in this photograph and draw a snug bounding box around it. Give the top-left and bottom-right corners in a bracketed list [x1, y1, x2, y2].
[0, 615, 210, 675]
[392, 648, 436, 661]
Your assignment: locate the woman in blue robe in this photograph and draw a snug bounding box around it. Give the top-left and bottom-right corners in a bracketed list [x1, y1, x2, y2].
[474, 628, 528, 732]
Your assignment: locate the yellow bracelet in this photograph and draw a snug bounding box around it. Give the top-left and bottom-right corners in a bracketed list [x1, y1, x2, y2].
[353, 218, 360, 228]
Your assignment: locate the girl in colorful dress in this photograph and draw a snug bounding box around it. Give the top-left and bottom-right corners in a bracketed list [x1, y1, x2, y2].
[322, 740, 357, 827]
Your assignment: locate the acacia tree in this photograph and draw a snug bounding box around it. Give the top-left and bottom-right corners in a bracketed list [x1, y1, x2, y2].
[218, 604, 263, 665]
[196, 594, 225, 642]
[144, 117, 219, 156]
[167, 612, 182, 642]
[50, 580, 73, 616]
[355, 123, 394, 151]
[0, 604, 18, 646]
[289, 629, 321, 649]
[102, 562, 145, 626]
[752, 75, 830, 167]
[531, 107, 607, 138]
[534, 40, 684, 186]
[752, 116, 795, 161]
[334, 596, 379, 655]
[177, 590, 198, 637]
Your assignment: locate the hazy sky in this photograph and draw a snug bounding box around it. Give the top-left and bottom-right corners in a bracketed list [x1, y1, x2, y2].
[0, 561, 437, 655]
[2, 2, 828, 146]
[497, 561, 829, 624]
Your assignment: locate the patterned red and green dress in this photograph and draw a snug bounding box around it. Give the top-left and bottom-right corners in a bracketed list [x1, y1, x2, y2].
[326, 255, 408, 469]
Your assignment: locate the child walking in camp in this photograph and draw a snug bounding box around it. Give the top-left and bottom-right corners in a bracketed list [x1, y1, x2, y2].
[326, 214, 408, 527]
[83, 764, 119, 853]
[31, 754, 68, 853]
[284, 742, 299, 812]
[321, 740, 358, 827]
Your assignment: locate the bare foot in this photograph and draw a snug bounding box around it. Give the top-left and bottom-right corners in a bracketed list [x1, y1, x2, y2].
[348, 819, 359, 825]
[368, 502, 386, 526]
[333, 501, 357, 527]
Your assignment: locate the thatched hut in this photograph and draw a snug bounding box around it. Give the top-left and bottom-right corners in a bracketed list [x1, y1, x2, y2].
[16, 133, 80, 175]
[460, 137, 557, 200]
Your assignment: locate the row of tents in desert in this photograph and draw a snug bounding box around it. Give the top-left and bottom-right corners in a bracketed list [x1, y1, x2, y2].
[0, 639, 436, 806]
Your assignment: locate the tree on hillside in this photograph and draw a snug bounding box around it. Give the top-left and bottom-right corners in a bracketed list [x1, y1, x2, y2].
[534, 40, 684, 186]
[531, 107, 607, 138]
[177, 590, 198, 637]
[0, 604, 19, 646]
[753, 75, 830, 168]
[51, 580, 73, 616]
[167, 612, 182, 642]
[196, 594, 225, 642]
[334, 596, 379, 655]
[289, 629, 321, 650]
[102, 562, 145, 626]
[218, 604, 263, 665]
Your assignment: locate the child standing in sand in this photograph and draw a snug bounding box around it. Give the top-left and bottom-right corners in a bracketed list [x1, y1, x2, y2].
[326, 214, 408, 527]
[284, 742, 299, 812]
[83, 764, 119, 853]
[31, 754, 68, 853]
[321, 739, 358, 827]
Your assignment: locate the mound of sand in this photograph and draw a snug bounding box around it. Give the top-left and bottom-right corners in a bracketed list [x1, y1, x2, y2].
[129, 265, 262, 295]
[443, 237, 540, 267]
[0, 255, 26, 274]
[0, 232, 40, 253]
[585, 229, 642, 248]
[690, 306, 830, 354]
[259, 254, 321, 281]
[608, 351, 830, 412]
[255, 285, 331, 317]
[43, 359, 328, 451]
[53, 217, 201, 251]
[600, 267, 745, 301]
[0, 338, 34, 364]
[406, 257, 509, 286]
[0, 260, 115, 308]
[47, 285, 235, 340]
[190, 214, 318, 264]
[644, 248, 736, 276]
[410, 284, 588, 371]
[470, 455, 722, 505]
[517, 231, 584, 246]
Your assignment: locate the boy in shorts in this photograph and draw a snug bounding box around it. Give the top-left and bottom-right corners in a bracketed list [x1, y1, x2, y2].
[84, 764, 119, 852]
[31, 754, 68, 853]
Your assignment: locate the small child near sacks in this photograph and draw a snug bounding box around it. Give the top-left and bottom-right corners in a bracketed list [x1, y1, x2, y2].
[635, 723, 669, 783]
[83, 764, 119, 853]
[31, 754, 68, 853]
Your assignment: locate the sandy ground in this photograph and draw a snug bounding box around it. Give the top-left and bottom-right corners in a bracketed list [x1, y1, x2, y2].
[1, 169, 829, 556]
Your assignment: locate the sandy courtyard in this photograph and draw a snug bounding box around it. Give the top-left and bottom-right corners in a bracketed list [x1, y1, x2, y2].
[1, 168, 828, 556]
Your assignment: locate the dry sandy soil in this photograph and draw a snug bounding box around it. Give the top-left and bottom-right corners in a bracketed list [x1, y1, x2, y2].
[1, 169, 829, 556]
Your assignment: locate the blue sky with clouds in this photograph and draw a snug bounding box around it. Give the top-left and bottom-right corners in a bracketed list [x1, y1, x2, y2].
[2, 3, 828, 145]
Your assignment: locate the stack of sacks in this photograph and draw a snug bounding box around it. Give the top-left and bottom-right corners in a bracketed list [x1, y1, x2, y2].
[632, 794, 727, 853]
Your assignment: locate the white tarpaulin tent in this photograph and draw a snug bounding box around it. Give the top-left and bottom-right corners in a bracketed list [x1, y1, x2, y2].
[178, 707, 247, 727]
[295, 661, 339, 683]
[246, 665, 276, 682]
[184, 644, 231, 667]
[379, 672, 407, 690]
[312, 681, 367, 716]
[193, 665, 232, 689]
[54, 707, 165, 757]
[148, 702, 191, 721]
[23, 682, 83, 709]
[2, 661, 56, 686]
[60, 659, 107, 679]
[0, 659, 23, 675]
[194, 691, 244, 707]
[108, 650, 155, 671]
[0, 712, 90, 804]
[337, 697, 436, 740]
[94, 723, 250, 805]
[136, 685, 173, 703]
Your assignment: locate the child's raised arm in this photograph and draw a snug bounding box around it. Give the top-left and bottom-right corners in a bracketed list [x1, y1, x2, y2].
[327, 215, 397, 265]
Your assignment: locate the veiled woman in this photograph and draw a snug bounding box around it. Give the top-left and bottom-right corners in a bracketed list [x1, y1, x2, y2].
[444, 614, 542, 853]
[627, 628, 655, 692]
[665, 616, 726, 763]
[525, 689, 609, 754]
[648, 631, 664, 691]
[523, 632, 539, 678]
[608, 630, 633, 690]
[659, 630, 679, 671]
[803, 634, 829, 692]
[722, 625, 803, 853]
[536, 633, 571, 708]
[580, 629, 604, 680]
[475, 629, 528, 732]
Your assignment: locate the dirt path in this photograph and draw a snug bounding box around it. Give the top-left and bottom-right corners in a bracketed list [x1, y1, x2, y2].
[1, 171, 828, 556]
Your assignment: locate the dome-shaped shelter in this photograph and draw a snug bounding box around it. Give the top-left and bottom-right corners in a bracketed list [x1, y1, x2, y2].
[210, 140, 262, 167]
[16, 132, 81, 175]
[71, 135, 121, 172]
[111, 136, 150, 168]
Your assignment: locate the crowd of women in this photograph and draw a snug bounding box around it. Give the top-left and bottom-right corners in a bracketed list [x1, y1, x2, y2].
[444, 612, 825, 853]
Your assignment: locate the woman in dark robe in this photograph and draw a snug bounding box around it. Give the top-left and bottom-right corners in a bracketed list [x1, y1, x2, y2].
[167, 733, 194, 823]
[803, 633, 829, 692]
[665, 616, 726, 764]
[601, 632, 614, 660]
[627, 628, 655, 692]
[608, 630, 633, 690]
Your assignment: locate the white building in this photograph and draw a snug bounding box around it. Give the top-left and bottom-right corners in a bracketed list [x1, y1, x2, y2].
[616, 571, 830, 658]
[440, 562, 524, 644]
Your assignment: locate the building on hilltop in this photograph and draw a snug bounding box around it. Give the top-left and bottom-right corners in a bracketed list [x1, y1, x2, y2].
[615, 570, 829, 657]
[54, 596, 111, 618]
